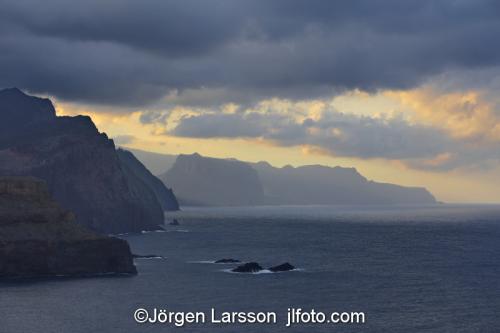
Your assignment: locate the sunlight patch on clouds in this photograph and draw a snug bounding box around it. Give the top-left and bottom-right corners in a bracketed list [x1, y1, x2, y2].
[332, 90, 408, 119]
[388, 88, 500, 142]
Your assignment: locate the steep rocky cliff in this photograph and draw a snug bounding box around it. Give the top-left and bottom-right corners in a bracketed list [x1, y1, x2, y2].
[0, 88, 177, 233]
[122, 147, 177, 176]
[0, 177, 136, 278]
[117, 149, 179, 211]
[161, 153, 265, 206]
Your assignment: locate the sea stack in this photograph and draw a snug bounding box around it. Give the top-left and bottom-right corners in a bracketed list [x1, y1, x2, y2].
[232, 262, 263, 273]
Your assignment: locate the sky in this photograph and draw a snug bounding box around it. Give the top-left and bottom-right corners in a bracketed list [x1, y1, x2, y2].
[1, 0, 500, 203]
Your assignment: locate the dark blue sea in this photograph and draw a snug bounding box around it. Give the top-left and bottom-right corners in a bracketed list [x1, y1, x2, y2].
[2, 205, 500, 332]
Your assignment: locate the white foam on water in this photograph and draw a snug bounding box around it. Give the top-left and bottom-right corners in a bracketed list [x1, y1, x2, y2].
[188, 260, 216, 264]
[141, 229, 178, 234]
[188, 260, 243, 265]
[221, 268, 304, 274]
[134, 256, 165, 260]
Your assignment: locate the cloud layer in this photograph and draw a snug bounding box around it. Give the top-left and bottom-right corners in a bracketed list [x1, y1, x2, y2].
[2, 0, 500, 106]
[2, 0, 500, 172]
[169, 95, 500, 171]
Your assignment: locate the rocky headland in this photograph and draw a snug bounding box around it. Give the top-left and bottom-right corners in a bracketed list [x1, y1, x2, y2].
[161, 153, 266, 206]
[0, 88, 179, 234]
[116, 148, 179, 211]
[158, 152, 436, 206]
[0, 177, 136, 279]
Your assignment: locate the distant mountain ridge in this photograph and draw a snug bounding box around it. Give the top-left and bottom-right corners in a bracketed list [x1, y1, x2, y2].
[0, 88, 178, 233]
[156, 152, 436, 206]
[252, 161, 436, 205]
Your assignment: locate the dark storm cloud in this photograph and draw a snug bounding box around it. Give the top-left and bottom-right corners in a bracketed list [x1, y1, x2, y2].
[1, 0, 500, 106]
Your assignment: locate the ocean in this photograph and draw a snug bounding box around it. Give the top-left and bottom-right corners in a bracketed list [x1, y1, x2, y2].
[1, 204, 500, 332]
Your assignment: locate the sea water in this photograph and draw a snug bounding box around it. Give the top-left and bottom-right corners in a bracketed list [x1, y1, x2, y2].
[1, 204, 500, 332]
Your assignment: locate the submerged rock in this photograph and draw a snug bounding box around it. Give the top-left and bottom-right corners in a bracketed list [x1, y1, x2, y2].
[0, 177, 137, 279]
[232, 262, 263, 273]
[269, 262, 295, 272]
[215, 258, 241, 264]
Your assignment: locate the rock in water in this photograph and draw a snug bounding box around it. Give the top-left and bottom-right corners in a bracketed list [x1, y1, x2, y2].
[0, 177, 137, 278]
[269, 262, 295, 272]
[215, 259, 241, 264]
[231, 262, 263, 273]
[0, 88, 179, 233]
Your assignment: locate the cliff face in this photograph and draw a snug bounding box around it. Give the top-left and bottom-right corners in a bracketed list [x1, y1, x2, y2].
[117, 149, 179, 211]
[161, 153, 265, 206]
[158, 153, 436, 206]
[122, 147, 177, 176]
[253, 162, 437, 205]
[0, 88, 172, 233]
[0, 177, 136, 278]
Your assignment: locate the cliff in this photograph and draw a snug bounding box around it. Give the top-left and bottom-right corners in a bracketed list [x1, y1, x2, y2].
[161, 153, 265, 206]
[253, 162, 437, 205]
[0, 88, 177, 233]
[0, 177, 136, 279]
[158, 153, 436, 206]
[117, 149, 179, 211]
[121, 147, 177, 176]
